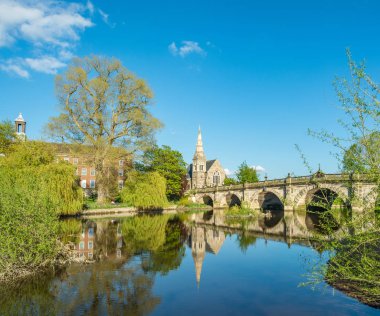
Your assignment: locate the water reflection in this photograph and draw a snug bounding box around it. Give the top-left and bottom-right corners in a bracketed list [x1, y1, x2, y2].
[1, 211, 378, 315]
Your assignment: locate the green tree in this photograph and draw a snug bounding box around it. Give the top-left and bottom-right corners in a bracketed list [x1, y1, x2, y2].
[140, 145, 187, 200]
[309, 49, 380, 183]
[45, 56, 162, 202]
[0, 120, 16, 155]
[121, 171, 168, 209]
[342, 132, 380, 173]
[303, 50, 380, 306]
[236, 161, 259, 184]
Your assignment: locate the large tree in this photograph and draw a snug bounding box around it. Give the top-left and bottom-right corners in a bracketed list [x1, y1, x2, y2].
[235, 161, 259, 184]
[309, 49, 380, 181]
[139, 145, 187, 200]
[45, 56, 162, 202]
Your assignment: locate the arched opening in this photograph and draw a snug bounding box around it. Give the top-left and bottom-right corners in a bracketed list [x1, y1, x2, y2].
[213, 171, 221, 186]
[259, 191, 284, 212]
[203, 210, 214, 221]
[203, 195, 214, 207]
[226, 193, 241, 208]
[305, 188, 351, 232]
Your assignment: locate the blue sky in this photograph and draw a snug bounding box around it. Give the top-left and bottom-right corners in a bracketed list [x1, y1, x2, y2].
[1, 0, 380, 178]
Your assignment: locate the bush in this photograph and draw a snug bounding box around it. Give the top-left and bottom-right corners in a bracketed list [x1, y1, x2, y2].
[178, 196, 190, 207]
[121, 171, 168, 209]
[0, 141, 83, 277]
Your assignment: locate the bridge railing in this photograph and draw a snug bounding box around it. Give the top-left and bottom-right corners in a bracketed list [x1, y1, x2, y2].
[189, 173, 378, 194]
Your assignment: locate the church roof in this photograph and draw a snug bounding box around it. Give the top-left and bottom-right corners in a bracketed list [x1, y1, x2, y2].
[206, 160, 216, 171]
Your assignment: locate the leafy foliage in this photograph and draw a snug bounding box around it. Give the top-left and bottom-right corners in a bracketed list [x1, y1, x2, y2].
[0, 141, 83, 277]
[121, 171, 168, 209]
[0, 120, 16, 155]
[303, 51, 380, 307]
[235, 161, 259, 184]
[224, 177, 238, 185]
[139, 145, 187, 200]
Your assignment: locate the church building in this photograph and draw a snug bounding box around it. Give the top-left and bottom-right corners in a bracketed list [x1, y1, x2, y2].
[187, 128, 226, 189]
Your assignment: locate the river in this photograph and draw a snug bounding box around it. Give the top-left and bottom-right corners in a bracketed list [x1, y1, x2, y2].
[0, 210, 378, 315]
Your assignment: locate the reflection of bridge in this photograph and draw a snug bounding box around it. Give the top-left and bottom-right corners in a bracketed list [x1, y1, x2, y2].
[186, 210, 324, 286]
[190, 173, 378, 213]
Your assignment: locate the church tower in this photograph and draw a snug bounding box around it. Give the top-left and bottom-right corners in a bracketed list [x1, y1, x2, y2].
[14, 113, 26, 141]
[192, 127, 207, 189]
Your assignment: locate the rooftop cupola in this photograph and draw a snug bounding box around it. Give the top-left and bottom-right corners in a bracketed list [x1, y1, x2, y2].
[15, 113, 26, 141]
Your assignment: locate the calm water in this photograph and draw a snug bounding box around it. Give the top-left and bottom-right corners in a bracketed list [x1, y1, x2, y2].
[1, 210, 379, 316]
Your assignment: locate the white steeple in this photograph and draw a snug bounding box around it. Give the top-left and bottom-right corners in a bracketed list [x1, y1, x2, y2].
[193, 126, 206, 160]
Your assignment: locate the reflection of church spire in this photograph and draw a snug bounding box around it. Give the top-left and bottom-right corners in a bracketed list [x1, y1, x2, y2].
[191, 227, 205, 288]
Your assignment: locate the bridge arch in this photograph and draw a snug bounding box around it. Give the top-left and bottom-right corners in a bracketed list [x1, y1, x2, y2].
[293, 184, 350, 210]
[226, 193, 242, 208]
[203, 195, 214, 207]
[258, 191, 284, 211]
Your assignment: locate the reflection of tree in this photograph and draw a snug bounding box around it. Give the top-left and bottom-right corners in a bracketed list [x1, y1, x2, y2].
[53, 261, 160, 315]
[0, 271, 56, 315]
[143, 216, 187, 275]
[237, 232, 257, 253]
[122, 215, 169, 253]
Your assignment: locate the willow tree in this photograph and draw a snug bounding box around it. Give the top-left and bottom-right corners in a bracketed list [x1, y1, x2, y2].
[45, 56, 162, 202]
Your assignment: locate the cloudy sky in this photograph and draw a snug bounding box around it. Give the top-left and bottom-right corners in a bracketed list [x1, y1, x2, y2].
[1, 0, 380, 178]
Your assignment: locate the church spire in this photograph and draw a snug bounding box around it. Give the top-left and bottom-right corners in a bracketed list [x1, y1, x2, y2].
[193, 126, 206, 160]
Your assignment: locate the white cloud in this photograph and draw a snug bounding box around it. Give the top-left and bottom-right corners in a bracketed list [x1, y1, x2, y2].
[224, 168, 234, 176]
[25, 56, 66, 74]
[0, 60, 29, 78]
[0, 0, 93, 78]
[0, 0, 93, 48]
[86, 1, 95, 15]
[168, 41, 206, 57]
[252, 165, 266, 173]
[98, 9, 114, 27]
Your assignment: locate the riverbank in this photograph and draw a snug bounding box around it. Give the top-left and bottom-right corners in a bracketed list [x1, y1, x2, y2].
[81, 204, 212, 217]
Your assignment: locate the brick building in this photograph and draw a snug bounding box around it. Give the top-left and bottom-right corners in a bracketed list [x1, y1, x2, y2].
[14, 113, 129, 194]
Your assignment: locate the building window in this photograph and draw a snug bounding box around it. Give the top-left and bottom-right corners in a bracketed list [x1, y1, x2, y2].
[64, 157, 70, 162]
[90, 169, 96, 176]
[213, 171, 220, 185]
[81, 180, 87, 188]
[88, 227, 94, 237]
[90, 180, 96, 189]
[73, 158, 78, 164]
[88, 252, 93, 259]
[118, 169, 124, 177]
[81, 168, 87, 176]
[200, 165, 204, 171]
[118, 180, 124, 190]
[194, 165, 196, 171]
[119, 160, 124, 166]
[88, 241, 93, 249]
[79, 241, 84, 250]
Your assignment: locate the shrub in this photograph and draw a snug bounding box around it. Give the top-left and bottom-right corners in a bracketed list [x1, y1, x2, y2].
[0, 141, 83, 276]
[121, 171, 168, 209]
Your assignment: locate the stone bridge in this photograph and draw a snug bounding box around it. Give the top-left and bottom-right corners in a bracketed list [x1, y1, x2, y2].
[189, 173, 379, 214]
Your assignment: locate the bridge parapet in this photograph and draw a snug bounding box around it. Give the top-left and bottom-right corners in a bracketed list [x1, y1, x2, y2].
[188, 173, 378, 213]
